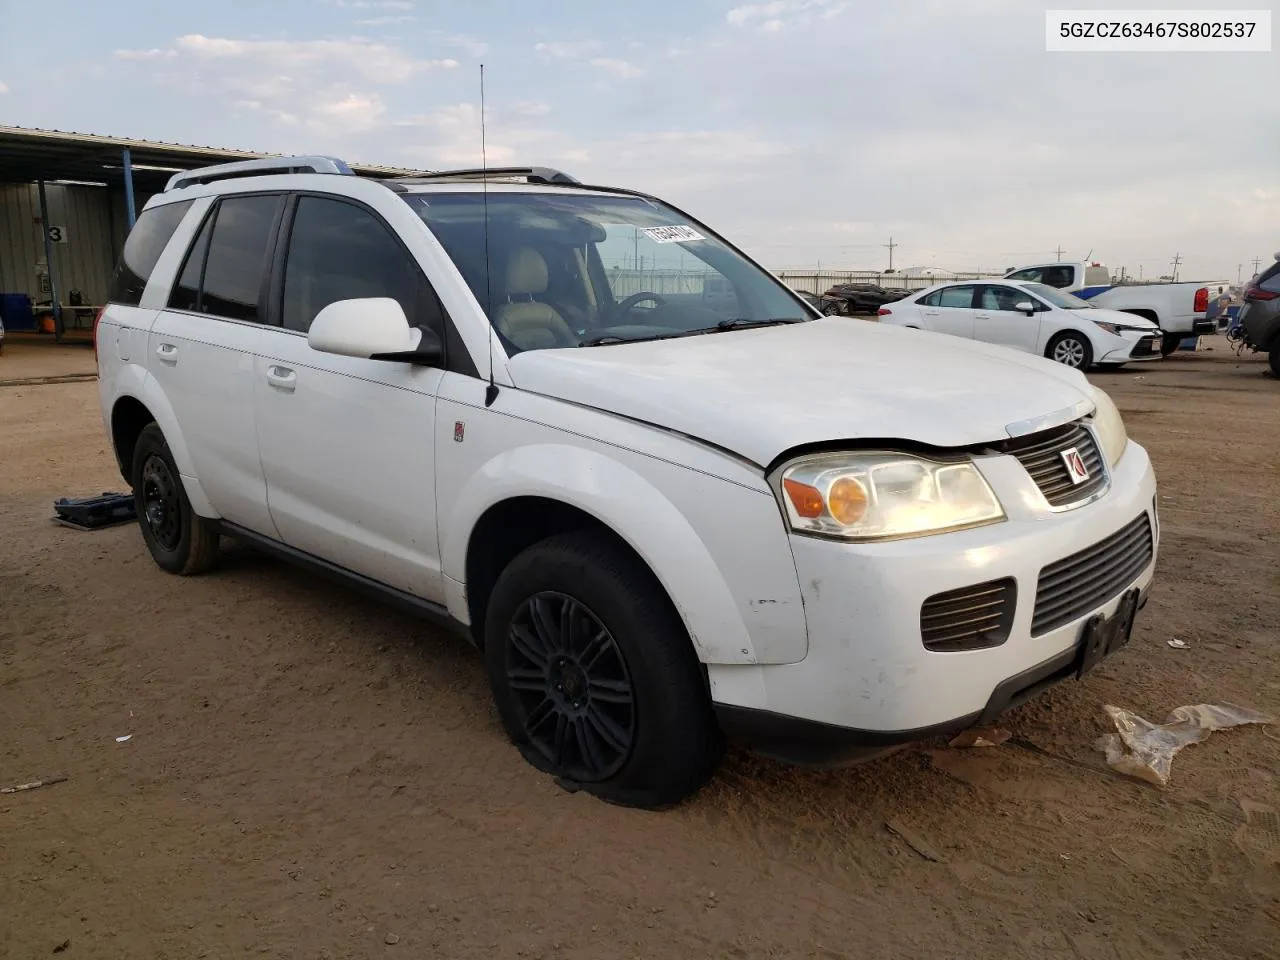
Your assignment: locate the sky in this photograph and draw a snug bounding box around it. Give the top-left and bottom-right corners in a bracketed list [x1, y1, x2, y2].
[1, 0, 1276, 280]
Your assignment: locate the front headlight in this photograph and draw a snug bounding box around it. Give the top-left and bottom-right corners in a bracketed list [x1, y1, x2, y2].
[1090, 387, 1128, 468]
[776, 452, 1005, 541]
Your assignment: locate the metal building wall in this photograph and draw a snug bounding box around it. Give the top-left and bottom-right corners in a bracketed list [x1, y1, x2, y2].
[0, 182, 124, 305]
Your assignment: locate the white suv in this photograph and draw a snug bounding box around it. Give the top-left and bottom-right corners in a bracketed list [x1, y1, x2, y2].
[97, 157, 1159, 808]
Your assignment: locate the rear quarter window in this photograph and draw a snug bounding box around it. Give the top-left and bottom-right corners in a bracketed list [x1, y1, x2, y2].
[108, 201, 195, 306]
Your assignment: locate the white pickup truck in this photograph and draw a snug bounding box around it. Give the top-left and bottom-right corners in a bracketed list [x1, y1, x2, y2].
[1003, 262, 1232, 356]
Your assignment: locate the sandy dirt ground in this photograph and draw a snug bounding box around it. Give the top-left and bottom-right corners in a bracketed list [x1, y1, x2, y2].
[2, 340, 1278, 960]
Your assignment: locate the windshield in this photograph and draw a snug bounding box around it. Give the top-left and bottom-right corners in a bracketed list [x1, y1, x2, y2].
[403, 191, 809, 352]
[1023, 282, 1094, 310]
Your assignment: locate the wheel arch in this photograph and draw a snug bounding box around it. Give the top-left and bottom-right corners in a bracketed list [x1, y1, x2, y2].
[444, 445, 806, 667]
[107, 366, 219, 517]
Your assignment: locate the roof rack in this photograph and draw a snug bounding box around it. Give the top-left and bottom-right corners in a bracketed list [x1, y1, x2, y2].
[165, 155, 353, 192]
[388, 166, 581, 188]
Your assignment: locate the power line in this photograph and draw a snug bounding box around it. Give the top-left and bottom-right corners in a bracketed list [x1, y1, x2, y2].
[1055, 244, 1066, 261]
[1251, 256, 1263, 275]
[884, 235, 898, 272]
[1170, 252, 1182, 282]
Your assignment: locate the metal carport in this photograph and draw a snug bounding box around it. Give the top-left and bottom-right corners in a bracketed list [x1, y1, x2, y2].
[0, 126, 425, 340]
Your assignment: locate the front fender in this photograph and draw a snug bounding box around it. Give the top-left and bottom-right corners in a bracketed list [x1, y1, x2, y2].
[111, 364, 220, 518]
[441, 444, 808, 665]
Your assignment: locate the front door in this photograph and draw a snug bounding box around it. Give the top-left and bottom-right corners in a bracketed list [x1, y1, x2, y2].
[254, 194, 449, 602]
[973, 284, 1041, 353]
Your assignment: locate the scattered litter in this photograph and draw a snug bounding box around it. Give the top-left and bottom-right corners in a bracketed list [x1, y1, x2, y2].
[1167, 638, 1189, 649]
[886, 818, 945, 863]
[384, 933, 400, 946]
[53, 939, 70, 954]
[1, 775, 68, 795]
[1096, 703, 1273, 786]
[949, 726, 1011, 748]
[115, 735, 132, 743]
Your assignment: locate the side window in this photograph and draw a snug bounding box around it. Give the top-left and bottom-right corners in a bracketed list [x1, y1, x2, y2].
[919, 290, 942, 307]
[1039, 265, 1074, 288]
[1005, 268, 1042, 283]
[108, 200, 194, 306]
[167, 209, 214, 313]
[937, 285, 975, 308]
[281, 196, 447, 338]
[1259, 264, 1280, 294]
[199, 195, 281, 322]
[980, 286, 1027, 312]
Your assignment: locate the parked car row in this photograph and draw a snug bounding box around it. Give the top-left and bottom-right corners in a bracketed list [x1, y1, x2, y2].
[1236, 253, 1280, 377]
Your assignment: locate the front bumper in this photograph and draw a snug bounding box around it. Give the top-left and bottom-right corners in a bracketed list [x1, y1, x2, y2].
[1100, 332, 1163, 363]
[707, 440, 1159, 761]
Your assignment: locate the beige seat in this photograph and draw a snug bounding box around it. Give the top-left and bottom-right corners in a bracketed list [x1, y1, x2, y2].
[496, 247, 575, 350]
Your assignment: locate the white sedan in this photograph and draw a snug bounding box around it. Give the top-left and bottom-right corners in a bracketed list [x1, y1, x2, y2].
[877, 279, 1164, 369]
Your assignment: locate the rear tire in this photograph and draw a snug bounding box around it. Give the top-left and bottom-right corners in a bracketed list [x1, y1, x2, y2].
[131, 423, 220, 575]
[484, 530, 722, 808]
[1160, 333, 1184, 357]
[1269, 342, 1280, 378]
[1046, 331, 1093, 370]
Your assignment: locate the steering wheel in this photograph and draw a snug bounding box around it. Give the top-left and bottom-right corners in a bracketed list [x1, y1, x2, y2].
[613, 292, 667, 321]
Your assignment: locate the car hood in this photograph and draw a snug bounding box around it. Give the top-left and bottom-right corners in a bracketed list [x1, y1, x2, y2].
[506, 319, 1098, 466]
[1079, 307, 1161, 330]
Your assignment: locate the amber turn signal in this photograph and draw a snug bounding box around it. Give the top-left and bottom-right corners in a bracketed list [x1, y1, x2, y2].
[782, 478, 824, 518]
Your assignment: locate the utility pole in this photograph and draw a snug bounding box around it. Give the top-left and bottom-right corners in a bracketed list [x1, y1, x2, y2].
[884, 236, 898, 273]
[1170, 253, 1181, 282]
[1055, 244, 1065, 262]
[1238, 264, 1243, 284]
[1251, 256, 1263, 276]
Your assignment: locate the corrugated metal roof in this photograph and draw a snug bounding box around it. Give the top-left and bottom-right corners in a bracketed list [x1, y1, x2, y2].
[0, 125, 431, 191]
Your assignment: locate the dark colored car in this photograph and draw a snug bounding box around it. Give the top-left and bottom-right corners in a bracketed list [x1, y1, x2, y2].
[822, 282, 913, 316]
[1239, 255, 1280, 376]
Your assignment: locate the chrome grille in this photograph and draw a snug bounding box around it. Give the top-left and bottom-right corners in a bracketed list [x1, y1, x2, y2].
[921, 578, 1017, 652]
[1000, 421, 1106, 508]
[1032, 514, 1154, 636]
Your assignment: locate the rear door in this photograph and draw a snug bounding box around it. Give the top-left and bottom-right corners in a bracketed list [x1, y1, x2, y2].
[253, 193, 451, 601]
[919, 284, 977, 339]
[147, 193, 284, 535]
[973, 284, 1040, 352]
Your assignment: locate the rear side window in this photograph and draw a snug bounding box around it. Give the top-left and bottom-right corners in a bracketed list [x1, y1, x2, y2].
[168, 211, 214, 313]
[199, 195, 281, 322]
[280, 195, 447, 338]
[1039, 265, 1074, 288]
[108, 200, 194, 306]
[937, 285, 975, 308]
[1259, 263, 1280, 294]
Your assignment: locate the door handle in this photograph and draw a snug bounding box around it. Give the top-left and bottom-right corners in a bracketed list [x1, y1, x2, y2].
[155, 343, 178, 363]
[266, 365, 297, 392]
[974, 313, 991, 319]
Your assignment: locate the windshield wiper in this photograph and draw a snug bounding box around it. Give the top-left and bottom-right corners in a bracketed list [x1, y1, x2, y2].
[577, 317, 805, 347]
[713, 317, 805, 330]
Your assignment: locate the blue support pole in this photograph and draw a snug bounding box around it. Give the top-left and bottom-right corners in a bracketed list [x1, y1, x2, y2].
[122, 148, 137, 228]
[37, 179, 63, 341]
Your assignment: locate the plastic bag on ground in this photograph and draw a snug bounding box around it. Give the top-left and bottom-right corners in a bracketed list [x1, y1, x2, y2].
[1096, 703, 1273, 786]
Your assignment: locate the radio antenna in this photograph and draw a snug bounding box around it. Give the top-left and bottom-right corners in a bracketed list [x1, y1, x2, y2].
[481, 63, 499, 407]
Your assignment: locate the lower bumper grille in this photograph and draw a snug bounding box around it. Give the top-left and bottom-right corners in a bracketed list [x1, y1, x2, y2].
[921, 578, 1017, 652]
[1032, 513, 1154, 636]
[1131, 336, 1160, 357]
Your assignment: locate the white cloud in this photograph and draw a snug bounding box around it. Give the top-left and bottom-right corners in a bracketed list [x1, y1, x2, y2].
[329, 0, 414, 8]
[433, 33, 489, 58]
[590, 58, 645, 80]
[727, 0, 848, 31]
[355, 15, 416, 25]
[0, 81, 9, 95]
[534, 39, 604, 60]
[158, 35, 455, 83]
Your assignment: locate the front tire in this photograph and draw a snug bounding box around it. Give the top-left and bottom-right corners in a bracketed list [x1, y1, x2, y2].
[484, 530, 722, 808]
[1270, 342, 1280, 378]
[1160, 333, 1184, 357]
[131, 423, 220, 575]
[1047, 331, 1093, 370]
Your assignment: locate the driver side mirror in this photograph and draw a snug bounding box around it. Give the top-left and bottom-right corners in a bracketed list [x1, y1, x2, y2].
[1015, 301, 1036, 316]
[308, 298, 443, 366]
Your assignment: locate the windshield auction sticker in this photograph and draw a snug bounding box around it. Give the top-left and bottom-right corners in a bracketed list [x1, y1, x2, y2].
[642, 225, 705, 244]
